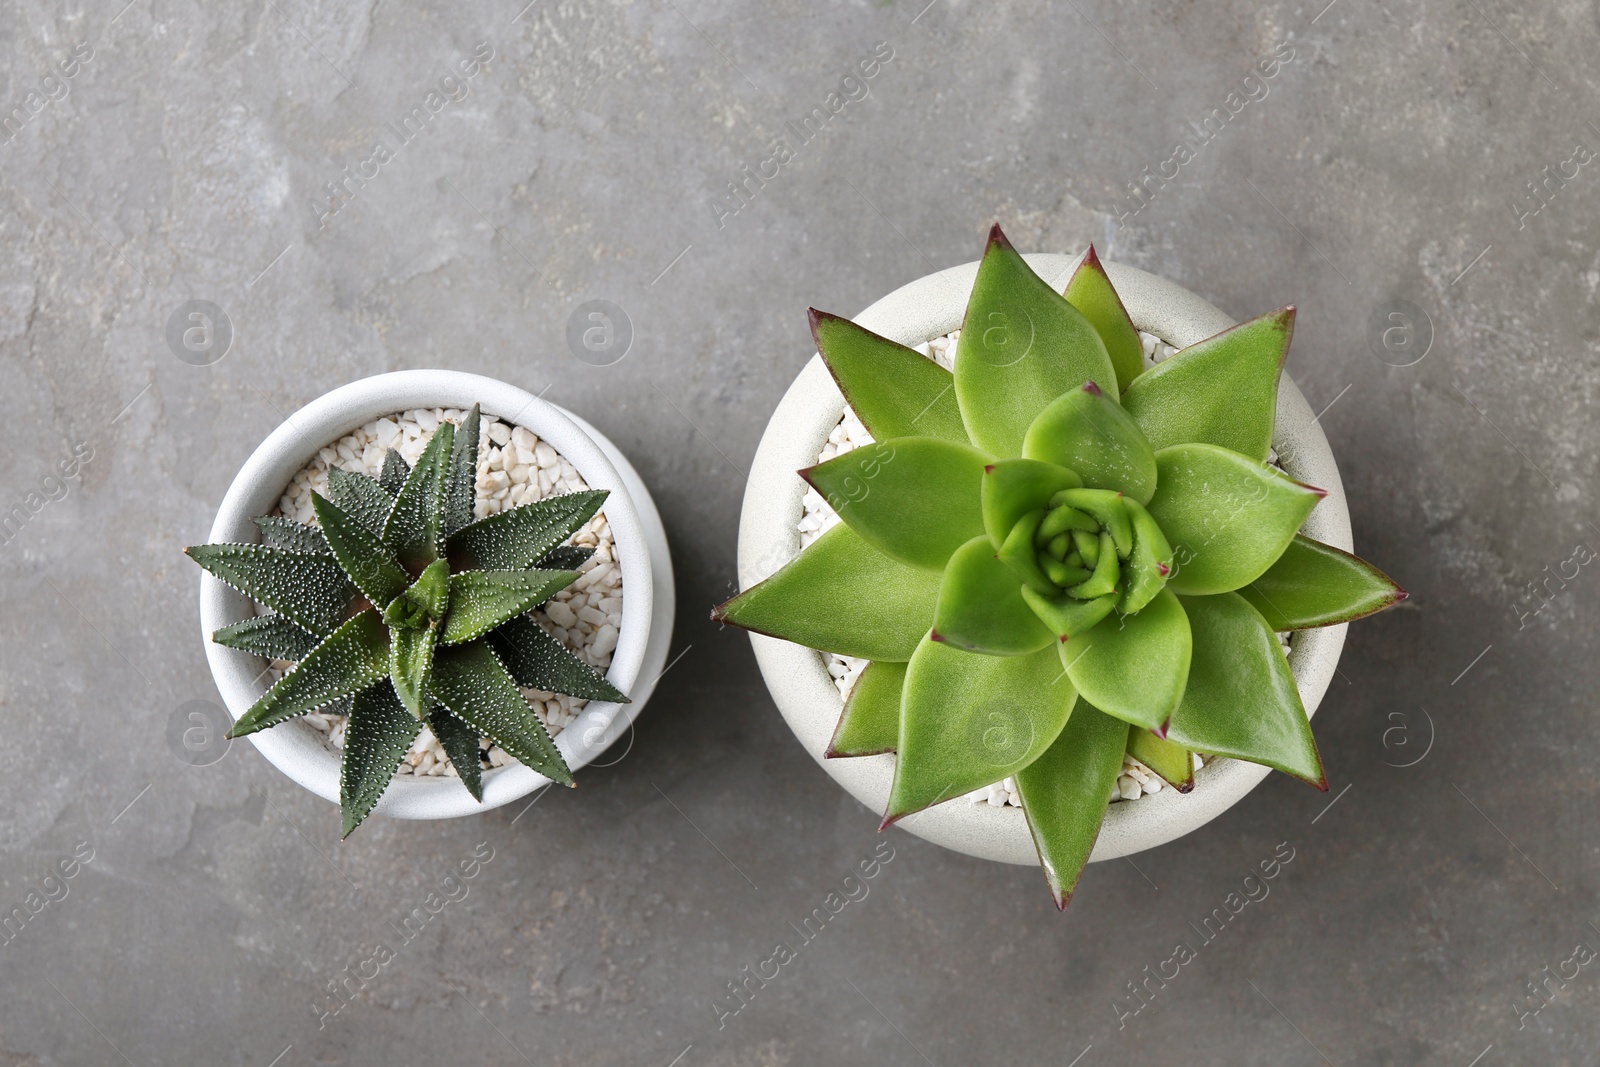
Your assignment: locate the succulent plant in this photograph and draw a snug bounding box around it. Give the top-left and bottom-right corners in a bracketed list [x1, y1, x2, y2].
[714, 225, 1404, 908]
[187, 406, 628, 836]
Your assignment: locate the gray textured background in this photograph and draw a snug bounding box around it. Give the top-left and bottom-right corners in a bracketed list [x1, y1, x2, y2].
[2, 0, 1596, 1063]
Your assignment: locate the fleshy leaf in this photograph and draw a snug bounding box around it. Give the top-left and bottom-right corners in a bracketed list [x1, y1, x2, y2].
[1166, 592, 1325, 785]
[378, 450, 411, 496]
[954, 224, 1117, 458]
[1062, 246, 1144, 393]
[1051, 488, 1132, 557]
[827, 660, 905, 758]
[537, 544, 595, 571]
[1238, 534, 1407, 630]
[427, 705, 484, 801]
[383, 420, 455, 571]
[810, 309, 968, 444]
[885, 639, 1076, 823]
[1127, 728, 1194, 791]
[488, 615, 628, 704]
[443, 404, 481, 536]
[340, 680, 419, 837]
[981, 459, 1082, 549]
[1022, 382, 1157, 504]
[212, 613, 320, 662]
[383, 559, 452, 632]
[229, 611, 389, 737]
[802, 437, 991, 571]
[998, 509, 1058, 595]
[1020, 588, 1118, 639]
[932, 536, 1055, 655]
[389, 619, 439, 717]
[447, 491, 608, 572]
[254, 516, 329, 555]
[432, 641, 574, 786]
[1015, 704, 1128, 908]
[1121, 307, 1294, 462]
[440, 569, 578, 646]
[311, 492, 411, 608]
[712, 522, 940, 661]
[326, 467, 395, 537]
[1119, 498, 1173, 615]
[185, 543, 355, 636]
[1148, 444, 1324, 595]
[1061, 588, 1191, 733]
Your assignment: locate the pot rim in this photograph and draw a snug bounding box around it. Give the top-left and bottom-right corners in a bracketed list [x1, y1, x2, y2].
[737, 253, 1352, 865]
[197, 369, 675, 820]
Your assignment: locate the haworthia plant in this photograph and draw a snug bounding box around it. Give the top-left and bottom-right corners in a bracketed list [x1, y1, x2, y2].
[188, 404, 630, 837]
[714, 225, 1406, 909]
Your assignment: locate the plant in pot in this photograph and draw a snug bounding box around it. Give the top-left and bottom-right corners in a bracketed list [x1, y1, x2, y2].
[191, 371, 675, 832]
[714, 225, 1403, 907]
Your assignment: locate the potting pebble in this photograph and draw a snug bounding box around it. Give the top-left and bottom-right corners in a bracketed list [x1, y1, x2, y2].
[800, 329, 1295, 809]
[268, 408, 623, 780]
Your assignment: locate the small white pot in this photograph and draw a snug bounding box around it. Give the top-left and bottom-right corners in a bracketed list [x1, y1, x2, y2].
[737, 255, 1351, 865]
[198, 370, 675, 820]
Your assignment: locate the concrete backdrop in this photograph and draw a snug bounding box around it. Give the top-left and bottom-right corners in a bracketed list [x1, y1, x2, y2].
[1, 0, 1597, 1063]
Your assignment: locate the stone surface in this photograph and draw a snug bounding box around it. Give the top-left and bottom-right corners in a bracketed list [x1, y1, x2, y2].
[1, 1, 1597, 1064]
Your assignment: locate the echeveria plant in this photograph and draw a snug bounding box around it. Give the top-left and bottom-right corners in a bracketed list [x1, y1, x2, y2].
[715, 226, 1403, 907]
[187, 406, 627, 836]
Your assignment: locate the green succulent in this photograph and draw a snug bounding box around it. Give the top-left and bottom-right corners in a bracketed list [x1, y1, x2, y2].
[187, 405, 628, 836]
[714, 225, 1404, 908]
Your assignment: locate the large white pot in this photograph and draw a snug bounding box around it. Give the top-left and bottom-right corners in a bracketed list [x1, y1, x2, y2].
[198, 370, 676, 820]
[737, 254, 1351, 865]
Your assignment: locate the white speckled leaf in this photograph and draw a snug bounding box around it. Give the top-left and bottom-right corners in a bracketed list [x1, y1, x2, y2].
[432, 641, 573, 786]
[536, 544, 594, 571]
[384, 422, 455, 571]
[443, 404, 481, 537]
[311, 491, 411, 608]
[211, 613, 320, 661]
[253, 516, 329, 555]
[426, 705, 484, 801]
[340, 680, 421, 837]
[487, 615, 627, 703]
[446, 490, 608, 571]
[389, 618, 439, 717]
[440, 569, 578, 646]
[229, 610, 390, 737]
[378, 450, 411, 496]
[326, 467, 395, 536]
[185, 543, 356, 636]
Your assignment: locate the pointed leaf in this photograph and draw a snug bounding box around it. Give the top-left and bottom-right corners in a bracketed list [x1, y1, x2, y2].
[384, 421, 455, 571]
[954, 225, 1118, 457]
[390, 619, 439, 717]
[1015, 704, 1128, 908]
[378, 449, 412, 495]
[488, 615, 628, 703]
[432, 641, 573, 786]
[1020, 588, 1118, 639]
[537, 544, 594, 571]
[1062, 588, 1191, 732]
[444, 404, 481, 536]
[212, 613, 320, 662]
[326, 466, 395, 536]
[1022, 381, 1157, 504]
[1127, 728, 1194, 791]
[886, 638, 1076, 822]
[383, 558, 452, 631]
[312, 492, 411, 608]
[441, 570, 578, 646]
[932, 536, 1055, 655]
[340, 680, 419, 837]
[827, 660, 905, 758]
[1121, 307, 1294, 461]
[254, 516, 329, 555]
[186, 543, 356, 636]
[802, 437, 991, 571]
[982, 459, 1082, 549]
[998, 509, 1059, 595]
[1063, 246, 1144, 393]
[712, 522, 939, 661]
[1118, 498, 1173, 615]
[1148, 443, 1324, 595]
[229, 611, 389, 737]
[1166, 592, 1324, 786]
[447, 490, 608, 571]
[1238, 534, 1407, 630]
[810, 309, 969, 444]
[427, 705, 484, 800]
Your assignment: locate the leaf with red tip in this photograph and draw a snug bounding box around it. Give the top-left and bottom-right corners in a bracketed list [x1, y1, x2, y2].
[1165, 592, 1325, 787]
[712, 522, 939, 662]
[827, 660, 905, 757]
[1127, 728, 1194, 791]
[1063, 246, 1144, 393]
[1023, 382, 1158, 504]
[1015, 704, 1128, 909]
[1060, 588, 1191, 733]
[1121, 307, 1294, 462]
[932, 536, 1056, 655]
[810, 310, 969, 444]
[1239, 534, 1407, 630]
[955, 225, 1117, 458]
[981, 459, 1082, 550]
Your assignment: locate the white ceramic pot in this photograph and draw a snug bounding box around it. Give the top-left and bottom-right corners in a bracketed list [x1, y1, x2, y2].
[198, 370, 675, 820]
[737, 254, 1351, 865]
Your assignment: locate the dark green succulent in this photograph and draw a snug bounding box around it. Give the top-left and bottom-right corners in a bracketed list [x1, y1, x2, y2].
[715, 225, 1404, 908]
[188, 406, 628, 836]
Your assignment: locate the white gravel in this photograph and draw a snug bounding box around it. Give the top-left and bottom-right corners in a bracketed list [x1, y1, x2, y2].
[802, 328, 1294, 808]
[268, 407, 623, 781]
